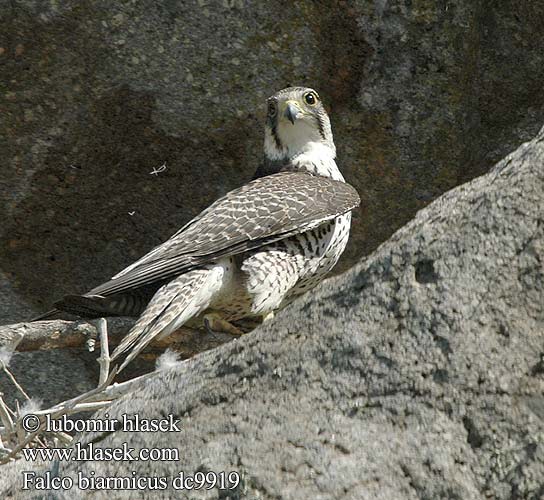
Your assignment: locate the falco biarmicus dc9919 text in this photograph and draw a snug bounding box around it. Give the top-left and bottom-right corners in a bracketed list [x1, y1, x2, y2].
[35, 87, 361, 371]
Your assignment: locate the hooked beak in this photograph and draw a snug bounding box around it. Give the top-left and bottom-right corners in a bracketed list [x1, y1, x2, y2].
[283, 100, 303, 125]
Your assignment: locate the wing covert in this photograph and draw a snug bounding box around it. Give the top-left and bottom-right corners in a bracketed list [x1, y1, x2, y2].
[88, 171, 360, 297]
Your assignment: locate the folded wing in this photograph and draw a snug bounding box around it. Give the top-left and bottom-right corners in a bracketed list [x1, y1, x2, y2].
[83, 171, 360, 298]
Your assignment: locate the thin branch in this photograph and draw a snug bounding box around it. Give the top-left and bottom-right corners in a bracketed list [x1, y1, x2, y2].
[0, 368, 119, 464]
[0, 396, 14, 435]
[0, 318, 237, 360]
[0, 315, 253, 463]
[1, 362, 31, 401]
[1, 423, 46, 463]
[96, 318, 110, 386]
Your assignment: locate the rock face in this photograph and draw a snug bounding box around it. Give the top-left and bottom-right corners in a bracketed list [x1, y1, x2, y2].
[2, 125, 542, 498]
[2, 1, 544, 322]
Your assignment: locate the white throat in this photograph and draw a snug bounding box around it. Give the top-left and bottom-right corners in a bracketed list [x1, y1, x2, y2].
[292, 143, 344, 181]
[264, 120, 336, 160]
[264, 135, 343, 181]
[293, 141, 335, 165]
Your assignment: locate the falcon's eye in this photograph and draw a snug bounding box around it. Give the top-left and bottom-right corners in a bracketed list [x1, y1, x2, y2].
[304, 92, 319, 106]
[267, 101, 277, 117]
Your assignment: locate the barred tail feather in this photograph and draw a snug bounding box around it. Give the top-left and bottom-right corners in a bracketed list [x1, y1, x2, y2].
[31, 308, 62, 321]
[53, 291, 151, 319]
[111, 265, 227, 372]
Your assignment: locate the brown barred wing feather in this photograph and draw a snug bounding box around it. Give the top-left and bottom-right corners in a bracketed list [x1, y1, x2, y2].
[86, 171, 360, 298]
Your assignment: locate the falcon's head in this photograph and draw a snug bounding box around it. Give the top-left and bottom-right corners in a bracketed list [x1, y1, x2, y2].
[263, 87, 336, 164]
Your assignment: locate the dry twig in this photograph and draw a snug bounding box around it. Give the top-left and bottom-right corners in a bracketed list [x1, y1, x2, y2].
[0, 314, 245, 464]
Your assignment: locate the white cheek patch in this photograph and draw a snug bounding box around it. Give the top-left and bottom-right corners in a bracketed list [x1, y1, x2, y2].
[264, 128, 284, 160]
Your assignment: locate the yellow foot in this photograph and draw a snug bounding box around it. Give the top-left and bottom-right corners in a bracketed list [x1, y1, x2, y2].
[203, 313, 245, 336]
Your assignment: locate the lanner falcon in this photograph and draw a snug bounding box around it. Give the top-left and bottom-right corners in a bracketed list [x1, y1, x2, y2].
[36, 87, 360, 371]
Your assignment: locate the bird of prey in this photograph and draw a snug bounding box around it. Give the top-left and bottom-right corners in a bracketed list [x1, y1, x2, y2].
[37, 87, 360, 371]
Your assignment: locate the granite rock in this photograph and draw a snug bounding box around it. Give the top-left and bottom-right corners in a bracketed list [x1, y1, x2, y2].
[1, 1, 544, 321]
[1, 118, 542, 499]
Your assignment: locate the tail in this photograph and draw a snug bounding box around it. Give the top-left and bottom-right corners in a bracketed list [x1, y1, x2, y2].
[30, 309, 63, 321]
[31, 289, 156, 322]
[111, 266, 226, 372]
[53, 293, 148, 318]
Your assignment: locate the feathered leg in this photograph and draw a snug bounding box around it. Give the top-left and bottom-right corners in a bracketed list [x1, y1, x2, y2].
[111, 264, 228, 372]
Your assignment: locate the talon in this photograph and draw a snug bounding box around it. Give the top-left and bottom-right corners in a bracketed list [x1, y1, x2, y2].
[203, 313, 245, 336]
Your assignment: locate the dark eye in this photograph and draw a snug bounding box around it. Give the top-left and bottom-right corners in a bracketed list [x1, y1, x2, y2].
[267, 101, 277, 116]
[304, 92, 319, 106]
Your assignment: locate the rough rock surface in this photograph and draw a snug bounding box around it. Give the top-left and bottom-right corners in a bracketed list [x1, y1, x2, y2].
[2, 125, 543, 498]
[2, 1, 544, 322]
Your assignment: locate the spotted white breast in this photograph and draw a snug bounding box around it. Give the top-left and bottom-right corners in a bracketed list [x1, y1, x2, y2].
[286, 211, 352, 298]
